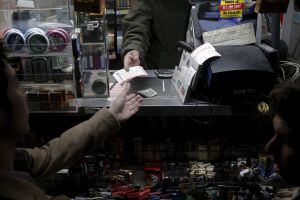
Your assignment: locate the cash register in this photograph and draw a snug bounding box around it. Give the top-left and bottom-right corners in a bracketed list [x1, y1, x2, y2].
[176, 0, 276, 103]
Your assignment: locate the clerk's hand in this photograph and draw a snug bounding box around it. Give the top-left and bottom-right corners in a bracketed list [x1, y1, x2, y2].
[124, 50, 140, 71]
[109, 83, 142, 122]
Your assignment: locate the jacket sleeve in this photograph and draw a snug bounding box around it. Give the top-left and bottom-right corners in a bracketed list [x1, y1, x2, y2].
[121, 0, 152, 64]
[16, 108, 120, 180]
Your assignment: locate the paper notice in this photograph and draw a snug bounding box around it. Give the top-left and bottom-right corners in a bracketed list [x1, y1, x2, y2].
[17, 0, 34, 8]
[202, 23, 256, 46]
[179, 65, 189, 80]
[184, 66, 196, 84]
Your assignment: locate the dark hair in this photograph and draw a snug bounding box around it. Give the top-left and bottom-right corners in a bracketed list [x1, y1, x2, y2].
[269, 79, 300, 133]
[0, 41, 12, 115]
[295, 0, 300, 11]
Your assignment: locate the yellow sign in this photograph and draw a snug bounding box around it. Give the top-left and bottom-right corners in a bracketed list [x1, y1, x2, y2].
[220, 0, 244, 18]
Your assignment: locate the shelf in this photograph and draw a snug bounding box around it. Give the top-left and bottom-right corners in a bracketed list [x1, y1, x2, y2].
[0, 4, 69, 12]
[116, 10, 129, 15]
[21, 80, 75, 87]
[0, 7, 74, 30]
[116, 6, 130, 10]
[1, 1, 78, 113]
[6, 48, 73, 58]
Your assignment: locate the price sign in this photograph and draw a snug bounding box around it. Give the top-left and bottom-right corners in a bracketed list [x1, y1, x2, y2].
[220, 0, 244, 19]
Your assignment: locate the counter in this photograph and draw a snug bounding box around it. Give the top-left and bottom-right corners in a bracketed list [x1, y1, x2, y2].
[80, 70, 256, 116]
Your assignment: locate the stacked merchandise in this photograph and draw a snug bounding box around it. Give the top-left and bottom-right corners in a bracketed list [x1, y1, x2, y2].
[66, 155, 284, 199]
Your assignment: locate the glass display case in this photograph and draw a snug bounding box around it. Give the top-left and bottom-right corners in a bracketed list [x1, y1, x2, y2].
[0, 0, 78, 112]
[81, 43, 110, 98]
[75, 10, 110, 98]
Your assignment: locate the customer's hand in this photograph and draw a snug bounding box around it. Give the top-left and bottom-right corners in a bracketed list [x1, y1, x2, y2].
[109, 83, 142, 122]
[124, 50, 140, 71]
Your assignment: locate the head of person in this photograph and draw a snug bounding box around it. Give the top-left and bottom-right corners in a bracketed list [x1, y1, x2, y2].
[295, 0, 300, 11]
[0, 43, 29, 142]
[265, 79, 300, 185]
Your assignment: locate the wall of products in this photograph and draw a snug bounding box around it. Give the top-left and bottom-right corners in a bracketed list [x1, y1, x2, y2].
[0, 0, 78, 112]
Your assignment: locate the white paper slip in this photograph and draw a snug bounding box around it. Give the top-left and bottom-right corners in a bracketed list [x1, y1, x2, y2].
[193, 49, 221, 65]
[113, 66, 148, 84]
[191, 43, 216, 58]
[179, 65, 189, 80]
[17, 0, 34, 8]
[190, 43, 221, 65]
[184, 66, 196, 85]
[202, 23, 256, 46]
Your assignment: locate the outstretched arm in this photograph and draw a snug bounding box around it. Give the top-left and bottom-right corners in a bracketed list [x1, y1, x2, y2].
[16, 83, 142, 180]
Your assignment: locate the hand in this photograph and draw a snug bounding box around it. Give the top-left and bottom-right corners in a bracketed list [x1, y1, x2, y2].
[109, 83, 143, 122]
[124, 50, 140, 71]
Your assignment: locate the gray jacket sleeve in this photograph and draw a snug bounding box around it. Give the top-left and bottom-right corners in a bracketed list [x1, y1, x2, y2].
[121, 0, 152, 64]
[16, 108, 120, 180]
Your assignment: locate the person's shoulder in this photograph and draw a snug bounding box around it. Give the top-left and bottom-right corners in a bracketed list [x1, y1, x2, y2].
[292, 187, 300, 200]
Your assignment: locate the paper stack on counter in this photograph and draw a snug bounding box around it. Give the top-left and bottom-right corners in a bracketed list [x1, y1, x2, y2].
[113, 66, 148, 84]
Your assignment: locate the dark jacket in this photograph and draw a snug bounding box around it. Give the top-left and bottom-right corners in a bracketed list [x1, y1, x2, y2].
[0, 108, 120, 200]
[121, 0, 191, 69]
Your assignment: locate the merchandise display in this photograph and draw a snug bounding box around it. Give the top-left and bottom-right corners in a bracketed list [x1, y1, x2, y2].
[35, 131, 290, 200]
[3, 27, 71, 53]
[49, 153, 285, 199]
[47, 28, 70, 52]
[1, 0, 298, 199]
[3, 28, 25, 51]
[0, 1, 77, 112]
[25, 28, 49, 53]
[75, 11, 110, 98]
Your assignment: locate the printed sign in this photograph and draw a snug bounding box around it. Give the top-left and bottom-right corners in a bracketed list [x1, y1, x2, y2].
[220, 0, 244, 18]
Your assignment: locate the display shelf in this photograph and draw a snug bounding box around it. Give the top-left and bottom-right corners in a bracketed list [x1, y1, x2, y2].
[0, 5, 73, 32]
[74, 8, 110, 98]
[4, 46, 72, 57]
[20, 79, 75, 86]
[80, 42, 109, 98]
[23, 80, 77, 112]
[115, 0, 131, 9]
[0, 20, 74, 29]
[0, 0, 78, 113]
[82, 69, 110, 98]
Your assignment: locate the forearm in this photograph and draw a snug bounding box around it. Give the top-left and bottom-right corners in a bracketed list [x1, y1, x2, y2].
[19, 108, 120, 180]
[121, 0, 152, 63]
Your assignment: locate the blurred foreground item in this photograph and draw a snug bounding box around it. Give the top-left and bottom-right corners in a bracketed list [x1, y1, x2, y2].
[255, 0, 290, 13]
